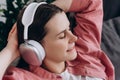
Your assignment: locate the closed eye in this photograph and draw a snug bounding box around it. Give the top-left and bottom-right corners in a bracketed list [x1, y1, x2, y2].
[58, 32, 66, 39]
[58, 28, 71, 39]
[57, 26, 71, 39]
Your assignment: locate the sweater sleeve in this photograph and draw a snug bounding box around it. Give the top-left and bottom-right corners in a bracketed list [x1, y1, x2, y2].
[2, 67, 42, 80]
[67, 0, 115, 80]
[69, 0, 103, 50]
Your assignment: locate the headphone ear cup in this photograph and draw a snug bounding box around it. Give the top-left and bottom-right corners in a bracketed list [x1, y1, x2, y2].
[19, 40, 45, 66]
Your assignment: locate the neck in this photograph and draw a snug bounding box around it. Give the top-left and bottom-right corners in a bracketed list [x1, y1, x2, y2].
[42, 59, 65, 74]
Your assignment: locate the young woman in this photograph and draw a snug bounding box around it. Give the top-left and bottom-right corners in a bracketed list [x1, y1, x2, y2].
[0, 0, 114, 80]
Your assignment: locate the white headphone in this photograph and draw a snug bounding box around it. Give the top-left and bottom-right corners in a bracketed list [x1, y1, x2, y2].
[19, 2, 46, 66]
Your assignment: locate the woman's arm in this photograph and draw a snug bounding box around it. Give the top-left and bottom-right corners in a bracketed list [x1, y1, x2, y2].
[52, 0, 72, 12]
[0, 23, 20, 80]
[52, 0, 114, 80]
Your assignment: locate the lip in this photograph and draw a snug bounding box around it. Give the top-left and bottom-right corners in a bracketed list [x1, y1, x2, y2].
[67, 47, 75, 52]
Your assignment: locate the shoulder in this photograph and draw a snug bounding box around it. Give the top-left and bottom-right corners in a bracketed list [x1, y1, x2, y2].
[3, 66, 41, 80]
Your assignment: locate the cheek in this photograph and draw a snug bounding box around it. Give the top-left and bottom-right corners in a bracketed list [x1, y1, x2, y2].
[47, 41, 67, 54]
[43, 40, 68, 61]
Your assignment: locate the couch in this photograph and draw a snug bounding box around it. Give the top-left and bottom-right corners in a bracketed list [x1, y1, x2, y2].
[101, 0, 120, 80]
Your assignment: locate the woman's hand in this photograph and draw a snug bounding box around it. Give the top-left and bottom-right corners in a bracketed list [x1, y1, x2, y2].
[6, 23, 20, 59]
[0, 23, 20, 79]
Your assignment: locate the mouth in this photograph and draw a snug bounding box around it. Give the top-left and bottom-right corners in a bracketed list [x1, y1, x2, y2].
[67, 47, 75, 52]
[67, 43, 75, 52]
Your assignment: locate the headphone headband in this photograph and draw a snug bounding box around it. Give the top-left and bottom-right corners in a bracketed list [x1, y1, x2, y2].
[22, 2, 47, 40]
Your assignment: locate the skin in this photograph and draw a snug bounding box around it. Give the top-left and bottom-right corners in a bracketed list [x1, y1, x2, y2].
[0, 23, 19, 79]
[41, 12, 77, 73]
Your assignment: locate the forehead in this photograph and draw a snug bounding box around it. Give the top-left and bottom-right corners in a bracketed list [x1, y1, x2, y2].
[45, 12, 70, 34]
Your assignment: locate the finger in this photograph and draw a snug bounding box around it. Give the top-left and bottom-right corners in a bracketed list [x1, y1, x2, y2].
[7, 23, 17, 41]
[12, 27, 17, 38]
[7, 28, 17, 41]
[9, 23, 17, 34]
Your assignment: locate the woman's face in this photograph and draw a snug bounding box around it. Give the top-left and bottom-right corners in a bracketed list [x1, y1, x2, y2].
[42, 12, 77, 64]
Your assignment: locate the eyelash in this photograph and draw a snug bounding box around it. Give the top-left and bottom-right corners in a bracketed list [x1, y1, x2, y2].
[59, 29, 71, 39]
[59, 33, 66, 39]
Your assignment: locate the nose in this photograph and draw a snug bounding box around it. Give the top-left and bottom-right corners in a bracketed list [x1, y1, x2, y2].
[69, 32, 77, 43]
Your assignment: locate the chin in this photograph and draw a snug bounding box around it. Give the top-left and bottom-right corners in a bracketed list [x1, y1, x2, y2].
[68, 51, 77, 61]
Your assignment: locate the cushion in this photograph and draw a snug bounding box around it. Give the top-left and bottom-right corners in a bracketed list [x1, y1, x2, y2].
[101, 17, 120, 80]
